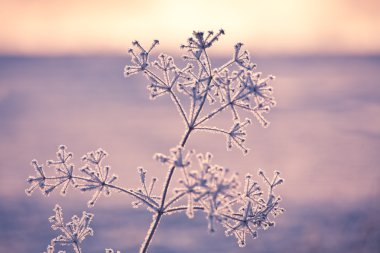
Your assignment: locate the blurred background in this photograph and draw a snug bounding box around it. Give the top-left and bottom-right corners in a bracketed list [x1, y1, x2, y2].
[1, 0, 380, 252]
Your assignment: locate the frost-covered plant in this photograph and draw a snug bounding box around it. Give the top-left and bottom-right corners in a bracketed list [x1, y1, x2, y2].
[26, 30, 284, 253]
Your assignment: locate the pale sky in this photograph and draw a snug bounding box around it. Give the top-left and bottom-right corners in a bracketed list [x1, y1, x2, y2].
[1, 0, 379, 55]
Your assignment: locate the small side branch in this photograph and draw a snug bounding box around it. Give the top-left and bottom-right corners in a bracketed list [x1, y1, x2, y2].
[169, 91, 190, 127]
[193, 102, 231, 127]
[164, 206, 204, 214]
[106, 184, 159, 211]
[194, 126, 229, 135]
[163, 191, 187, 210]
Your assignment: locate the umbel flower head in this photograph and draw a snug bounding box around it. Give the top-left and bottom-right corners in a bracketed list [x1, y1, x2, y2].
[77, 149, 118, 207]
[154, 146, 193, 168]
[158, 146, 284, 246]
[26, 146, 119, 208]
[26, 145, 76, 196]
[48, 205, 94, 253]
[222, 171, 284, 247]
[124, 29, 276, 155]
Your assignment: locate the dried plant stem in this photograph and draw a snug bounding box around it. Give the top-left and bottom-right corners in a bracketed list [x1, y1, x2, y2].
[140, 64, 215, 252]
[140, 213, 162, 253]
[140, 127, 193, 253]
[74, 243, 82, 253]
[26, 31, 283, 253]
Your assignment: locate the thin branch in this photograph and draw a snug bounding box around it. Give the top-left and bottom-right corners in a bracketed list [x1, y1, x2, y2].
[163, 191, 187, 210]
[194, 126, 229, 135]
[193, 102, 231, 127]
[106, 184, 159, 211]
[139, 127, 193, 253]
[217, 59, 235, 72]
[203, 49, 212, 76]
[190, 76, 213, 127]
[145, 69, 167, 87]
[164, 206, 204, 214]
[145, 69, 190, 126]
[169, 91, 190, 127]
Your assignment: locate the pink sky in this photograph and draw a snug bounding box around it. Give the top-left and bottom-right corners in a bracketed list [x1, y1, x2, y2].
[1, 0, 379, 55]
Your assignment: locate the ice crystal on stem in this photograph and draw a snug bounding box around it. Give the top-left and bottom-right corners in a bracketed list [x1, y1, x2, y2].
[26, 29, 284, 253]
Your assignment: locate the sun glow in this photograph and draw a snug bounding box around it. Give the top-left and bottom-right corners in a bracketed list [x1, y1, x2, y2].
[1, 0, 379, 55]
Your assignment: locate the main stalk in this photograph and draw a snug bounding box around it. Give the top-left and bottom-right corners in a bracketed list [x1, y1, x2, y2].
[139, 127, 193, 253]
